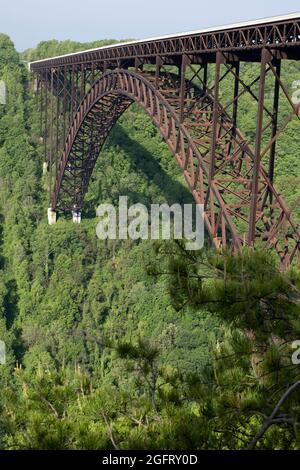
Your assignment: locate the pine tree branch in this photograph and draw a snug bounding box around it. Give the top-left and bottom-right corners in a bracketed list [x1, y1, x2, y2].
[246, 379, 300, 450]
[101, 411, 119, 450]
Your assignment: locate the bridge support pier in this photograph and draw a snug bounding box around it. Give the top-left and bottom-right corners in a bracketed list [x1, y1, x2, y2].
[47, 208, 57, 225]
[72, 211, 81, 224]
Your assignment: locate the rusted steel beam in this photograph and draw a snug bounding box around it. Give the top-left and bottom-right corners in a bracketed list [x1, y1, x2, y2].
[269, 59, 281, 187]
[179, 54, 190, 123]
[209, 52, 223, 184]
[248, 48, 272, 245]
[63, 66, 67, 145]
[49, 69, 54, 206]
[203, 62, 208, 94]
[232, 61, 240, 138]
[44, 71, 48, 166]
[70, 65, 75, 125]
[55, 70, 60, 182]
[39, 78, 43, 138]
[155, 56, 163, 89]
[135, 57, 143, 72]
[80, 63, 85, 100]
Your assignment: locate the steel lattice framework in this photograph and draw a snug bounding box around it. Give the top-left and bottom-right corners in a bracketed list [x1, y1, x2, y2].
[30, 13, 300, 267]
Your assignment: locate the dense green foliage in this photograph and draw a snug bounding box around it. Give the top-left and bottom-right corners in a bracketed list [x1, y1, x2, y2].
[21, 39, 129, 63]
[0, 34, 300, 450]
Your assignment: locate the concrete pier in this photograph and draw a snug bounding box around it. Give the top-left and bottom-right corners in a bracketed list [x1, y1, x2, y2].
[47, 208, 57, 225]
[72, 211, 81, 224]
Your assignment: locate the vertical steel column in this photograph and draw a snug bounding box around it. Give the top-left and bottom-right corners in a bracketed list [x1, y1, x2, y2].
[179, 54, 190, 123]
[70, 65, 75, 126]
[203, 62, 208, 94]
[269, 59, 281, 187]
[91, 63, 95, 85]
[35, 79, 40, 112]
[40, 78, 43, 138]
[80, 63, 85, 100]
[44, 71, 48, 166]
[55, 69, 60, 184]
[228, 61, 240, 156]
[135, 58, 142, 72]
[209, 52, 223, 183]
[232, 61, 240, 138]
[155, 56, 163, 89]
[248, 48, 271, 245]
[75, 67, 79, 113]
[206, 53, 223, 235]
[49, 69, 54, 206]
[63, 66, 67, 145]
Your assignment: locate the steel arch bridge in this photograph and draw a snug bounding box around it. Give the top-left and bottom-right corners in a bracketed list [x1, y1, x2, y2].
[30, 13, 300, 267]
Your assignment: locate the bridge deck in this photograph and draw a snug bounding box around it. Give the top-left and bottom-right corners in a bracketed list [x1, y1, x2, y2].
[30, 12, 300, 71]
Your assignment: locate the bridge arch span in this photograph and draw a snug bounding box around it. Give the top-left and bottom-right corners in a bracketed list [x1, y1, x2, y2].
[53, 69, 299, 265]
[54, 69, 240, 251]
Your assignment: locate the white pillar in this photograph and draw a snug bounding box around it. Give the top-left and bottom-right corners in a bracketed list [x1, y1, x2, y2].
[43, 161, 48, 175]
[72, 211, 81, 224]
[48, 208, 57, 225]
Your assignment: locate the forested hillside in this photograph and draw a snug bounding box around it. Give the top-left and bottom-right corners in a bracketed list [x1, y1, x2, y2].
[0, 33, 300, 450]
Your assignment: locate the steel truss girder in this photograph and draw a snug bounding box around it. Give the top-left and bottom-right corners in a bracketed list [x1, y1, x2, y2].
[30, 16, 300, 72]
